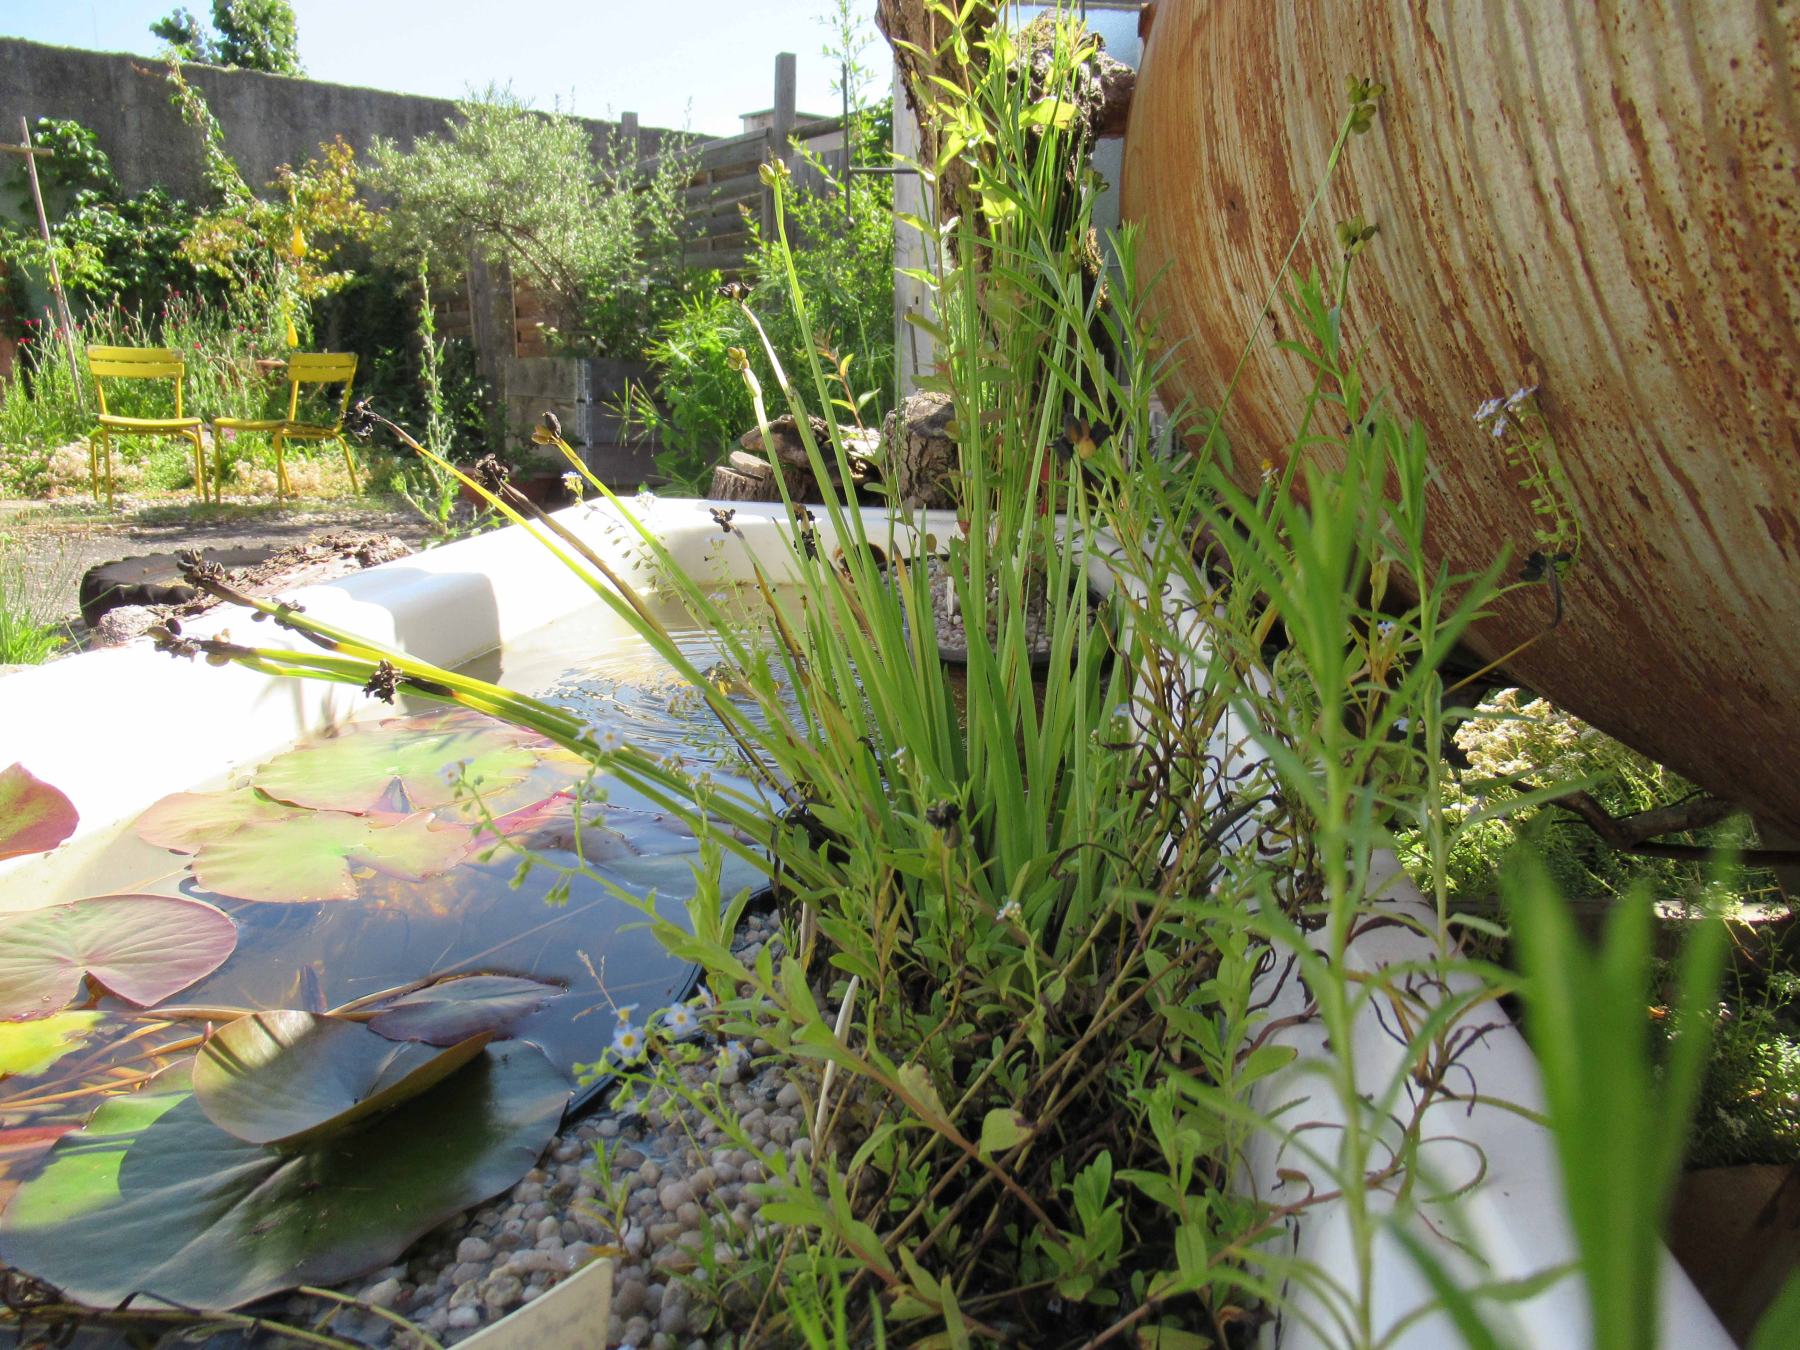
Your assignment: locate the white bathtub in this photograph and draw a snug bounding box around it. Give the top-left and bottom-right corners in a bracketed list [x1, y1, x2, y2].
[0, 500, 1730, 1348]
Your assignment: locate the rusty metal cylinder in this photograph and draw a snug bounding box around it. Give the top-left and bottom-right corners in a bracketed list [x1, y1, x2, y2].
[1122, 0, 1800, 833]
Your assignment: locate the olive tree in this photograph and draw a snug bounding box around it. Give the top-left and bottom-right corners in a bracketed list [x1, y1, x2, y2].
[367, 91, 695, 359]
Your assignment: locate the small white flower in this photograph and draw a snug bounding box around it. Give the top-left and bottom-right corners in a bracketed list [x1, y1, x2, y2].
[1505, 384, 1538, 411]
[1375, 620, 1396, 638]
[997, 899, 1022, 924]
[610, 1021, 647, 1065]
[1490, 416, 1511, 440]
[614, 1003, 639, 1023]
[657, 1003, 699, 1039]
[1473, 396, 1504, 423]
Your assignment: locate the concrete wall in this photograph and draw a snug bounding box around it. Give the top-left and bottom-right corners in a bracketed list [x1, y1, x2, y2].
[0, 36, 677, 202]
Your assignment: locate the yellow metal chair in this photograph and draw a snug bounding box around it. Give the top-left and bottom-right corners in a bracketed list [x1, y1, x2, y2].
[86, 345, 210, 507]
[212, 352, 361, 500]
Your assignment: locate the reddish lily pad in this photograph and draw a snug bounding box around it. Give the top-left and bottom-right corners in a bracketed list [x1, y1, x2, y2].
[135, 789, 299, 854]
[366, 976, 564, 1047]
[193, 1010, 492, 1147]
[0, 896, 237, 1018]
[0, 764, 77, 862]
[189, 811, 471, 903]
[252, 720, 551, 815]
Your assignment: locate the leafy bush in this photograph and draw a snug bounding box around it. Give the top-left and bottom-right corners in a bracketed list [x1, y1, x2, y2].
[0, 119, 208, 319]
[367, 90, 696, 359]
[1399, 687, 1770, 903]
[635, 102, 896, 489]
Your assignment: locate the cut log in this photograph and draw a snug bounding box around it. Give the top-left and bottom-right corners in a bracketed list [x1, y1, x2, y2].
[708, 462, 784, 502]
[883, 390, 958, 509]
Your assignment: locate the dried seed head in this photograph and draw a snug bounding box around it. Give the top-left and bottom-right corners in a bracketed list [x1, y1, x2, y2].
[474, 455, 512, 492]
[343, 399, 379, 441]
[362, 660, 401, 704]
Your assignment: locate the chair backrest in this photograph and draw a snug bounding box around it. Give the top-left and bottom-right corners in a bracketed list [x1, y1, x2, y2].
[87, 345, 186, 418]
[284, 352, 358, 425]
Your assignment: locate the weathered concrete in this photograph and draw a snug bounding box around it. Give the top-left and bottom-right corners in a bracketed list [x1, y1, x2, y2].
[0, 36, 677, 202]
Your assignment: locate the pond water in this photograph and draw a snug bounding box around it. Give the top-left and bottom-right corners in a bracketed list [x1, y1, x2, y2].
[0, 593, 785, 1200]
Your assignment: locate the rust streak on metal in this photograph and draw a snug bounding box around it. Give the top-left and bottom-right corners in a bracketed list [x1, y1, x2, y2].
[1122, 0, 1800, 832]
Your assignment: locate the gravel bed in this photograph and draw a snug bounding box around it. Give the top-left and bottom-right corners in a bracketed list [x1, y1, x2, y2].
[294, 907, 804, 1349]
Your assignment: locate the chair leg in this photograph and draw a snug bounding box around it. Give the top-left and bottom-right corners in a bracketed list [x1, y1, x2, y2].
[212, 426, 227, 502]
[88, 435, 100, 503]
[104, 435, 116, 511]
[273, 432, 289, 501]
[338, 435, 360, 494]
[189, 430, 209, 504]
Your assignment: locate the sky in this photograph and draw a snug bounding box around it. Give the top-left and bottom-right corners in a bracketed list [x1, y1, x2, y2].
[1, 0, 874, 136]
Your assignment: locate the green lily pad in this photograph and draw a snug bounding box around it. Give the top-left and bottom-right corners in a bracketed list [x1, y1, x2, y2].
[193, 1011, 491, 1147]
[0, 1012, 105, 1078]
[0, 1045, 570, 1310]
[190, 811, 471, 903]
[366, 976, 563, 1047]
[134, 789, 299, 854]
[0, 896, 237, 1018]
[0, 764, 78, 862]
[253, 718, 551, 815]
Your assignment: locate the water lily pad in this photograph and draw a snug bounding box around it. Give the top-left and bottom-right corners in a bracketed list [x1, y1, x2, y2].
[0, 1012, 105, 1078]
[190, 811, 471, 903]
[0, 764, 77, 862]
[366, 976, 563, 1046]
[0, 1045, 570, 1310]
[134, 789, 299, 854]
[0, 897, 237, 1018]
[193, 1010, 491, 1147]
[253, 720, 550, 815]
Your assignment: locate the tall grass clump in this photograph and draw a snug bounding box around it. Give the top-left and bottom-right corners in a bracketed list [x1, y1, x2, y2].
[168, 4, 1781, 1344]
[0, 534, 68, 663]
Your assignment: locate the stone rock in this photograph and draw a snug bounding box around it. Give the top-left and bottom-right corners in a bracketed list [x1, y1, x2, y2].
[455, 1236, 493, 1264]
[90, 604, 162, 648]
[613, 1276, 647, 1317]
[359, 1277, 402, 1310]
[480, 1272, 524, 1311]
[446, 1304, 481, 1330]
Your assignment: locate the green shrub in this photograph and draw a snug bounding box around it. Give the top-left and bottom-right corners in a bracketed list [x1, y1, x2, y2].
[1400, 687, 1769, 903]
[367, 90, 697, 359]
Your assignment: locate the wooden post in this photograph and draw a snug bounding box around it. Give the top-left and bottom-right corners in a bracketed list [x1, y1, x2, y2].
[763, 52, 797, 235]
[620, 111, 641, 163]
[12, 119, 83, 403]
[891, 59, 936, 394]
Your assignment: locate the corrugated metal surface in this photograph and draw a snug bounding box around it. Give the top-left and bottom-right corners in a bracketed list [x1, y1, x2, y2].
[1122, 0, 1800, 832]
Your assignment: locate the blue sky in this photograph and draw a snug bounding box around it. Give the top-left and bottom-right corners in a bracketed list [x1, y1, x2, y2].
[3, 1, 873, 136]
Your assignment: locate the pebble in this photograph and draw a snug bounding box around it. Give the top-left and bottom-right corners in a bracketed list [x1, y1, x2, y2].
[360, 1277, 401, 1309]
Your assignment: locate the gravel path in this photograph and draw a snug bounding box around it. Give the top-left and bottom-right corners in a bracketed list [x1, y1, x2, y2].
[0, 498, 439, 634]
[294, 908, 804, 1350]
